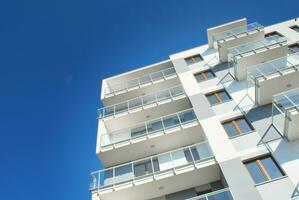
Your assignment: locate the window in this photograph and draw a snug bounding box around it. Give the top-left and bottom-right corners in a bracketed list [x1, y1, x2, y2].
[134, 158, 159, 177]
[185, 54, 204, 65]
[290, 25, 299, 33]
[194, 70, 215, 82]
[184, 147, 200, 163]
[206, 89, 232, 106]
[244, 155, 285, 184]
[288, 44, 299, 54]
[265, 31, 283, 38]
[222, 116, 254, 137]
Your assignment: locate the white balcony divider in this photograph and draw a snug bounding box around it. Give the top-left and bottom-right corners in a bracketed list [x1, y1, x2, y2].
[98, 84, 186, 119]
[247, 52, 299, 82]
[213, 22, 264, 43]
[104, 67, 177, 96]
[90, 141, 214, 191]
[100, 108, 198, 148]
[228, 35, 287, 62]
[186, 188, 234, 200]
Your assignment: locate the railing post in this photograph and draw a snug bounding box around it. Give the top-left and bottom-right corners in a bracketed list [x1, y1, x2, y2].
[132, 162, 135, 185]
[113, 168, 115, 190]
[169, 151, 176, 174]
[113, 105, 116, 118]
[189, 146, 196, 166]
[177, 112, 182, 127]
[150, 157, 156, 180]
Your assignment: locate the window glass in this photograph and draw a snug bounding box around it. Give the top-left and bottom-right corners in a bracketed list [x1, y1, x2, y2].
[236, 118, 253, 133]
[205, 70, 215, 79]
[134, 160, 152, 177]
[195, 73, 204, 81]
[260, 157, 283, 179]
[223, 123, 238, 137]
[185, 57, 194, 65]
[147, 120, 163, 134]
[291, 26, 299, 33]
[207, 94, 218, 106]
[194, 54, 203, 62]
[245, 161, 267, 184]
[218, 91, 231, 102]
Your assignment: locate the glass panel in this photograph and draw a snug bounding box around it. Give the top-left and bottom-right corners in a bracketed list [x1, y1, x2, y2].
[134, 159, 153, 177]
[147, 119, 163, 134]
[191, 147, 200, 161]
[245, 161, 267, 184]
[207, 190, 234, 200]
[139, 75, 151, 85]
[223, 122, 238, 137]
[164, 67, 176, 77]
[104, 106, 114, 116]
[291, 26, 299, 33]
[260, 157, 283, 180]
[207, 94, 218, 106]
[236, 118, 253, 133]
[184, 148, 193, 163]
[114, 164, 133, 185]
[163, 114, 180, 128]
[151, 71, 164, 81]
[178, 110, 196, 123]
[128, 98, 142, 109]
[142, 94, 156, 105]
[131, 124, 147, 138]
[170, 86, 184, 96]
[114, 102, 128, 114]
[156, 90, 171, 101]
[218, 91, 231, 102]
[272, 104, 285, 134]
[127, 78, 139, 88]
[100, 169, 113, 188]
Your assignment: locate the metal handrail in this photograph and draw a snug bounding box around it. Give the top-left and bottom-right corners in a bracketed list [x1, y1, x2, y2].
[98, 84, 186, 118]
[89, 141, 213, 191]
[100, 108, 198, 148]
[104, 67, 177, 96]
[213, 22, 264, 42]
[186, 188, 233, 200]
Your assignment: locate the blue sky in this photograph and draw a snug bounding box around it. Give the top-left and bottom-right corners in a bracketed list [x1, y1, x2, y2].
[0, 0, 298, 199]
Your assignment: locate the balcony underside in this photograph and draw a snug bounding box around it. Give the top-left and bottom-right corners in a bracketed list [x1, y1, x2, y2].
[103, 75, 180, 106]
[101, 96, 191, 132]
[98, 121, 204, 167]
[92, 160, 219, 200]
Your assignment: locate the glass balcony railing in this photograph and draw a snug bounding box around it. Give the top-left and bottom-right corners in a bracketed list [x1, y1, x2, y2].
[273, 88, 299, 113]
[213, 22, 264, 43]
[186, 188, 234, 200]
[100, 108, 198, 148]
[228, 35, 287, 61]
[272, 88, 299, 136]
[90, 141, 214, 191]
[247, 52, 299, 83]
[104, 67, 177, 96]
[98, 85, 186, 119]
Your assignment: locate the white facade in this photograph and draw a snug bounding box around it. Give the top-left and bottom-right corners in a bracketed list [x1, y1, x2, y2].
[90, 17, 299, 200]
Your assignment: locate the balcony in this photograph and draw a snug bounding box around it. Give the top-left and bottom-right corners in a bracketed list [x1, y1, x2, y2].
[186, 188, 234, 200]
[212, 22, 264, 63]
[272, 88, 299, 141]
[90, 142, 219, 200]
[247, 52, 299, 105]
[102, 65, 179, 105]
[228, 35, 288, 80]
[97, 85, 190, 132]
[98, 109, 204, 167]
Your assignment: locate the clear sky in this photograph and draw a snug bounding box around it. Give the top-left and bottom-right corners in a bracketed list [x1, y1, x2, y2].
[0, 0, 298, 199]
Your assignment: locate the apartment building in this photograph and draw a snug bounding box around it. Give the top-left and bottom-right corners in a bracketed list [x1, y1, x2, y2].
[89, 17, 299, 200]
